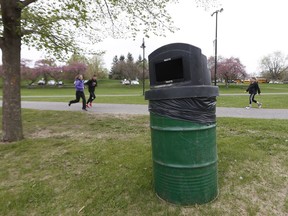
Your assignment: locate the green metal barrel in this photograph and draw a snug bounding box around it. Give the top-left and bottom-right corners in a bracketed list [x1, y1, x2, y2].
[150, 113, 218, 205]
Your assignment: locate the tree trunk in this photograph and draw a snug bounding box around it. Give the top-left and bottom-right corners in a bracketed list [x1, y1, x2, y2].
[1, 1, 24, 142]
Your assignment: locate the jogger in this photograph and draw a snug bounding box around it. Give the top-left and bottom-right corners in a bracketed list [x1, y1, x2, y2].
[69, 74, 87, 111]
[245, 77, 262, 109]
[85, 75, 98, 108]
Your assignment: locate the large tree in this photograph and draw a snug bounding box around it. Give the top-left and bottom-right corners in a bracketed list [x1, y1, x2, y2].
[21, 59, 40, 85]
[110, 53, 141, 80]
[86, 55, 108, 80]
[259, 51, 288, 81]
[208, 56, 247, 85]
[110, 55, 127, 80]
[0, 0, 214, 142]
[1, 0, 24, 141]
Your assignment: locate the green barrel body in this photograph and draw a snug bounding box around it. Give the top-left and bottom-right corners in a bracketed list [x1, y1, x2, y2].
[150, 113, 218, 205]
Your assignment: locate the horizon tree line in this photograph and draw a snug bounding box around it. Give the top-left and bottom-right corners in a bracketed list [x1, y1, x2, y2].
[110, 52, 148, 82]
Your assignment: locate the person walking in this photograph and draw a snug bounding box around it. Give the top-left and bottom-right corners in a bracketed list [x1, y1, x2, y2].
[245, 77, 262, 109]
[85, 75, 98, 108]
[68, 74, 87, 111]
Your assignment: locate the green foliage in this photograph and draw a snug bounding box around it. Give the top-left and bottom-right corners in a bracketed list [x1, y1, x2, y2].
[86, 55, 108, 79]
[0, 110, 287, 215]
[17, 0, 179, 60]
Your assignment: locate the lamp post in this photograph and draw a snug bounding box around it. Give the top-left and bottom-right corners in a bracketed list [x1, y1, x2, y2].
[140, 38, 146, 95]
[211, 8, 223, 86]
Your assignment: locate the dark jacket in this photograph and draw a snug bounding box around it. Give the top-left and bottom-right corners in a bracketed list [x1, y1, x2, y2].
[85, 79, 98, 92]
[246, 82, 261, 94]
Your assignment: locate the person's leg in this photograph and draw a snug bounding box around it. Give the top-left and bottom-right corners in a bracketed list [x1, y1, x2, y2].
[69, 91, 81, 106]
[90, 92, 96, 106]
[86, 93, 92, 107]
[91, 92, 95, 101]
[87, 92, 92, 104]
[252, 94, 262, 108]
[251, 94, 257, 104]
[246, 94, 253, 109]
[80, 92, 87, 109]
[249, 94, 253, 105]
[251, 94, 262, 108]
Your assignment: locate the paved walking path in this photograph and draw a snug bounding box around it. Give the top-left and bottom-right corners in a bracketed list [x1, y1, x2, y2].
[14, 101, 288, 120]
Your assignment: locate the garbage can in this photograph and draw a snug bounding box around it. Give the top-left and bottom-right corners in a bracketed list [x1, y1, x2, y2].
[145, 43, 219, 205]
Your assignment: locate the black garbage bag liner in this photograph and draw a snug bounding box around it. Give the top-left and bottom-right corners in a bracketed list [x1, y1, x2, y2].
[148, 97, 216, 124]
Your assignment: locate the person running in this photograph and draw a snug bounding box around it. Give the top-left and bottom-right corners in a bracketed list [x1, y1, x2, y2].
[85, 75, 98, 108]
[68, 74, 87, 111]
[245, 77, 262, 109]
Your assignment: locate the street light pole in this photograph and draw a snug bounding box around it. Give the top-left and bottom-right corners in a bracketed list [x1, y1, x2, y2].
[211, 8, 223, 86]
[140, 38, 146, 96]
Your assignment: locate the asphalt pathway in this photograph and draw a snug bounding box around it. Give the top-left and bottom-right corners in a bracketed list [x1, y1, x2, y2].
[12, 101, 288, 120]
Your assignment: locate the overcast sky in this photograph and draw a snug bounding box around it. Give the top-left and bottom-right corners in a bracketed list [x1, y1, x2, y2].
[96, 0, 288, 75]
[21, 0, 288, 75]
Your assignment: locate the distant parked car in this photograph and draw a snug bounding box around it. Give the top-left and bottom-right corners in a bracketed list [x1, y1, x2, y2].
[57, 81, 64, 85]
[269, 80, 283, 84]
[38, 79, 45, 85]
[131, 80, 139, 85]
[47, 80, 56, 85]
[122, 79, 130, 85]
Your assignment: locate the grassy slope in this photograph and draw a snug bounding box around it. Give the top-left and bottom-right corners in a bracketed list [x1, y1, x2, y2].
[0, 110, 287, 215]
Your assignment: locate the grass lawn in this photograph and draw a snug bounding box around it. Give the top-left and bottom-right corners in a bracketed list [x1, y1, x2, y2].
[0, 80, 287, 214]
[216, 83, 288, 109]
[0, 109, 288, 215]
[14, 82, 288, 109]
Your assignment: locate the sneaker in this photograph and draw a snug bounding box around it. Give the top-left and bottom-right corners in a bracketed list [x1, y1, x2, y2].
[82, 108, 88, 111]
[89, 102, 92, 107]
[245, 106, 251, 109]
[258, 103, 262, 108]
[68, 102, 71, 106]
[86, 103, 90, 108]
